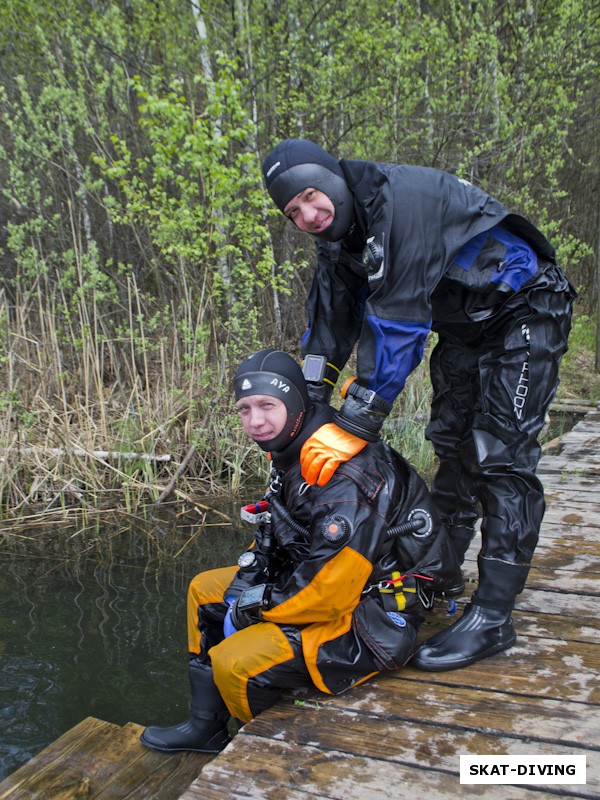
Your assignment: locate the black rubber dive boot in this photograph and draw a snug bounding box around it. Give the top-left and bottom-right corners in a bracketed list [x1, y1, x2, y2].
[140, 660, 231, 753]
[410, 601, 516, 671]
[411, 556, 529, 671]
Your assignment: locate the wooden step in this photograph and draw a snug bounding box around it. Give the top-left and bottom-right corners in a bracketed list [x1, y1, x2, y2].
[0, 717, 213, 800]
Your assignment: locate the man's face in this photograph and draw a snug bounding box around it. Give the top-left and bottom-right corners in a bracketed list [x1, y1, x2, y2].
[235, 394, 287, 445]
[283, 187, 335, 235]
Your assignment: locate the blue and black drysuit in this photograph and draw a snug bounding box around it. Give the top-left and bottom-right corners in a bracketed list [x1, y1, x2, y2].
[302, 160, 576, 608]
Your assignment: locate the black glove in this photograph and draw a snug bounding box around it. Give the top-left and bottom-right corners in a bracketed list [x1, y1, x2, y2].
[229, 598, 260, 631]
[306, 381, 334, 404]
[334, 382, 393, 441]
[228, 583, 269, 631]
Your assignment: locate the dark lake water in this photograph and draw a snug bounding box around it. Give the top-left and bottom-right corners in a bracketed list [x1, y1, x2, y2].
[0, 496, 254, 780]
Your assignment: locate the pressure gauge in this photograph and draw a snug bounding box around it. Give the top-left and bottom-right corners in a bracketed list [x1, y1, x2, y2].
[238, 551, 257, 569]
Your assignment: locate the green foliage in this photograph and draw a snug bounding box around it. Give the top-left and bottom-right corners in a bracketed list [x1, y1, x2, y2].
[0, 0, 597, 512]
[557, 313, 600, 403]
[93, 56, 276, 340]
[565, 314, 596, 353]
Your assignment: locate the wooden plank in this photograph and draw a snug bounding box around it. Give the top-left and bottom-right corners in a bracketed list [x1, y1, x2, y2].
[182, 782, 320, 800]
[461, 533, 600, 576]
[398, 635, 600, 704]
[536, 455, 600, 474]
[246, 699, 599, 786]
[540, 540, 600, 563]
[426, 584, 600, 623]
[526, 565, 600, 592]
[539, 474, 600, 490]
[537, 521, 600, 539]
[92, 723, 213, 800]
[264, 677, 599, 749]
[542, 485, 600, 503]
[541, 506, 600, 526]
[0, 718, 211, 800]
[512, 609, 600, 644]
[516, 587, 600, 619]
[542, 504, 600, 522]
[184, 733, 592, 800]
[543, 491, 600, 506]
[421, 606, 600, 645]
[0, 717, 131, 800]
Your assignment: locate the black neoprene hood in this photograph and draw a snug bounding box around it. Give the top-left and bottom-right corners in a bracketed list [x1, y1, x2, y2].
[262, 139, 354, 242]
[234, 349, 309, 452]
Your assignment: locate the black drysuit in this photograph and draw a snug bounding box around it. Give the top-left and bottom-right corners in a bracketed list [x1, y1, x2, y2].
[187, 405, 459, 722]
[302, 160, 576, 604]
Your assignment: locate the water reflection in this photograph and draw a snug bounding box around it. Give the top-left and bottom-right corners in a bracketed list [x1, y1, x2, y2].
[0, 496, 254, 780]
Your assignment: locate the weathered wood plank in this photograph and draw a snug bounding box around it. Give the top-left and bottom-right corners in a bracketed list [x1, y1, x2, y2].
[245, 700, 599, 788]
[92, 724, 212, 800]
[545, 527, 600, 546]
[515, 587, 600, 618]
[462, 539, 600, 581]
[0, 718, 210, 800]
[397, 636, 600, 704]
[543, 470, 600, 483]
[262, 677, 599, 749]
[512, 609, 600, 643]
[185, 733, 592, 800]
[420, 606, 600, 645]
[542, 506, 600, 524]
[183, 783, 322, 800]
[539, 509, 600, 529]
[527, 563, 600, 589]
[0, 717, 133, 800]
[447, 572, 600, 616]
[542, 489, 600, 506]
[536, 456, 600, 474]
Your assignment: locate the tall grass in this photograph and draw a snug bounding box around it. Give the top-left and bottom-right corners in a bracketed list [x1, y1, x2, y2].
[0, 274, 259, 521]
[0, 271, 439, 521]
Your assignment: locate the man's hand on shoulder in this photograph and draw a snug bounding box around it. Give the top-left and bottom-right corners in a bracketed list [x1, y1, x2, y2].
[300, 422, 368, 486]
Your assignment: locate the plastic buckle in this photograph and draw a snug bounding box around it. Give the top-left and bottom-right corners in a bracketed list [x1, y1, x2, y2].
[362, 388, 376, 404]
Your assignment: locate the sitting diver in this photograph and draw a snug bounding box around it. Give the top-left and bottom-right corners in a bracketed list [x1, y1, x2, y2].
[140, 349, 462, 753]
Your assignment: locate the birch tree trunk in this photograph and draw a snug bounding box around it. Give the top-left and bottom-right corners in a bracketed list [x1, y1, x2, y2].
[233, 0, 283, 339]
[190, 0, 232, 303]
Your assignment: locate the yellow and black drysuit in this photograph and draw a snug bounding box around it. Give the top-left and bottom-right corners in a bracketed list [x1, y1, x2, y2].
[140, 349, 459, 754]
[187, 403, 459, 724]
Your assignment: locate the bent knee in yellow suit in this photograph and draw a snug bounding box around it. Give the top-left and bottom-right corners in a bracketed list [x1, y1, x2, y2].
[187, 565, 238, 654]
[210, 623, 294, 724]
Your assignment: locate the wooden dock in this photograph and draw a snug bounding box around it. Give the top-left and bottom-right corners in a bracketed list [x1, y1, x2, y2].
[1, 409, 599, 800]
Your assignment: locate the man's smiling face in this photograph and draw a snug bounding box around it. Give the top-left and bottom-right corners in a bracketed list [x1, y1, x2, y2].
[284, 187, 335, 235]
